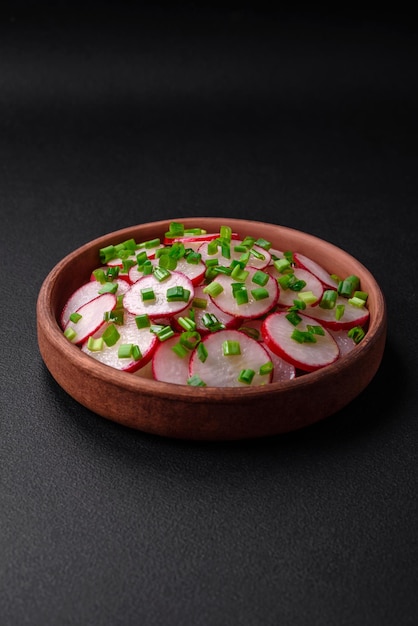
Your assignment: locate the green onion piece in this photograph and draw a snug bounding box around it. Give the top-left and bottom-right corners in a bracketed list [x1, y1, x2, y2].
[298, 291, 317, 305]
[348, 326, 365, 344]
[259, 361, 274, 376]
[141, 287, 155, 301]
[251, 287, 269, 301]
[241, 236, 255, 248]
[187, 374, 207, 387]
[205, 258, 219, 268]
[87, 336, 104, 351]
[69, 312, 82, 323]
[99, 245, 116, 263]
[144, 238, 160, 249]
[202, 312, 225, 332]
[220, 225, 232, 241]
[353, 290, 368, 302]
[64, 327, 77, 342]
[98, 282, 118, 295]
[220, 241, 230, 259]
[234, 244, 248, 253]
[166, 222, 184, 237]
[338, 275, 360, 298]
[92, 268, 106, 284]
[319, 289, 337, 309]
[230, 265, 249, 282]
[254, 237, 272, 251]
[278, 273, 292, 290]
[207, 239, 219, 255]
[121, 238, 137, 251]
[238, 251, 251, 266]
[203, 281, 224, 297]
[348, 296, 366, 308]
[250, 248, 265, 261]
[135, 313, 150, 329]
[132, 345, 142, 361]
[104, 309, 124, 325]
[238, 369, 256, 385]
[106, 266, 119, 281]
[306, 324, 325, 336]
[186, 251, 201, 265]
[192, 297, 208, 309]
[222, 340, 241, 356]
[166, 286, 190, 302]
[235, 287, 249, 305]
[180, 331, 201, 350]
[153, 267, 171, 282]
[289, 278, 306, 292]
[171, 342, 189, 358]
[102, 324, 120, 347]
[159, 254, 177, 270]
[136, 250, 148, 265]
[283, 251, 295, 265]
[178, 316, 197, 332]
[286, 310, 302, 326]
[289, 299, 306, 311]
[252, 270, 269, 287]
[118, 343, 134, 359]
[122, 259, 136, 273]
[197, 341, 208, 363]
[335, 304, 345, 320]
[155, 326, 175, 342]
[141, 262, 153, 275]
[291, 329, 317, 344]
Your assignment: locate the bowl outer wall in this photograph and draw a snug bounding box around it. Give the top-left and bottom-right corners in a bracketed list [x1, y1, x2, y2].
[37, 217, 387, 440]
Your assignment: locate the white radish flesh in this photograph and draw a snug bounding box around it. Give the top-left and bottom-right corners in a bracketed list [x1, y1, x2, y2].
[294, 252, 338, 289]
[303, 295, 369, 330]
[208, 267, 279, 320]
[123, 271, 194, 318]
[268, 266, 323, 307]
[64, 293, 117, 345]
[152, 334, 191, 384]
[189, 329, 273, 387]
[81, 312, 158, 372]
[60, 279, 127, 328]
[262, 312, 339, 372]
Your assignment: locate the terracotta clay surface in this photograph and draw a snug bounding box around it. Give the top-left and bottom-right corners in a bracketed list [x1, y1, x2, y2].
[37, 218, 387, 440]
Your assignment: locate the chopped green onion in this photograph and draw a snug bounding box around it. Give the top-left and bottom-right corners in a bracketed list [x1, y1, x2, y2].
[102, 324, 120, 347]
[348, 326, 365, 344]
[348, 296, 366, 308]
[106, 266, 119, 281]
[192, 297, 208, 309]
[171, 342, 189, 358]
[187, 374, 207, 387]
[135, 314, 151, 329]
[92, 268, 106, 283]
[197, 341, 208, 363]
[118, 343, 134, 359]
[177, 316, 197, 332]
[207, 239, 219, 255]
[254, 237, 272, 250]
[165, 222, 184, 237]
[153, 267, 171, 282]
[185, 251, 201, 264]
[238, 369, 256, 384]
[259, 361, 274, 376]
[298, 291, 317, 305]
[249, 248, 265, 261]
[64, 327, 77, 342]
[241, 236, 255, 248]
[230, 265, 249, 282]
[144, 238, 160, 249]
[99, 245, 116, 263]
[166, 286, 191, 302]
[180, 331, 201, 350]
[239, 326, 260, 340]
[159, 254, 177, 270]
[353, 290, 368, 302]
[131, 345, 142, 361]
[98, 282, 118, 295]
[220, 225, 232, 241]
[202, 313, 225, 332]
[319, 289, 337, 309]
[154, 325, 175, 342]
[251, 287, 269, 301]
[335, 304, 345, 320]
[252, 270, 269, 287]
[291, 329, 317, 344]
[277, 274, 292, 290]
[69, 312, 82, 323]
[222, 340, 241, 356]
[136, 250, 148, 266]
[235, 287, 249, 305]
[141, 287, 156, 302]
[338, 275, 360, 298]
[286, 310, 302, 326]
[289, 279, 306, 292]
[205, 258, 219, 267]
[203, 281, 224, 297]
[122, 258, 136, 273]
[306, 324, 325, 336]
[87, 336, 104, 352]
[233, 244, 248, 253]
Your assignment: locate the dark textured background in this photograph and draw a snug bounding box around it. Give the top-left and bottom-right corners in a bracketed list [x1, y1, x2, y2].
[1, 3, 417, 625]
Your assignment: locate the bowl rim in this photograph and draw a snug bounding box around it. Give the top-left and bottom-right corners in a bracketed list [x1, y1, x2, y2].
[37, 216, 387, 404]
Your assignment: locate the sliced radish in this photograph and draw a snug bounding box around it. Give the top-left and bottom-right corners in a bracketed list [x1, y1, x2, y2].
[128, 259, 158, 284]
[303, 296, 369, 330]
[329, 329, 357, 357]
[262, 312, 339, 372]
[294, 252, 338, 289]
[152, 334, 191, 384]
[267, 266, 323, 307]
[89, 267, 131, 283]
[61, 279, 129, 328]
[63, 292, 117, 345]
[208, 267, 279, 320]
[81, 312, 158, 372]
[189, 329, 273, 387]
[198, 239, 271, 270]
[123, 271, 194, 318]
[163, 232, 239, 246]
[238, 320, 296, 381]
[172, 285, 240, 334]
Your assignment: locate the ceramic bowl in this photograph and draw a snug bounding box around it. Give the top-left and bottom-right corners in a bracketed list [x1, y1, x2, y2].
[37, 217, 387, 440]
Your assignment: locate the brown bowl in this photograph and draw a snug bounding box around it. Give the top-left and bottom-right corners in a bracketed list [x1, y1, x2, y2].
[37, 217, 387, 441]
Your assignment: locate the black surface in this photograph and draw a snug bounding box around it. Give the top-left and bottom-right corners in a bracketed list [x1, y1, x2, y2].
[1, 4, 418, 625]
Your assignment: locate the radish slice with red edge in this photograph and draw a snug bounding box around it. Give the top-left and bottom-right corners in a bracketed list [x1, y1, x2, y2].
[303, 295, 369, 330]
[172, 285, 240, 334]
[61, 279, 127, 328]
[189, 329, 273, 387]
[262, 311, 339, 372]
[152, 334, 192, 384]
[198, 239, 271, 270]
[294, 252, 338, 289]
[63, 292, 117, 345]
[81, 312, 158, 372]
[267, 266, 323, 307]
